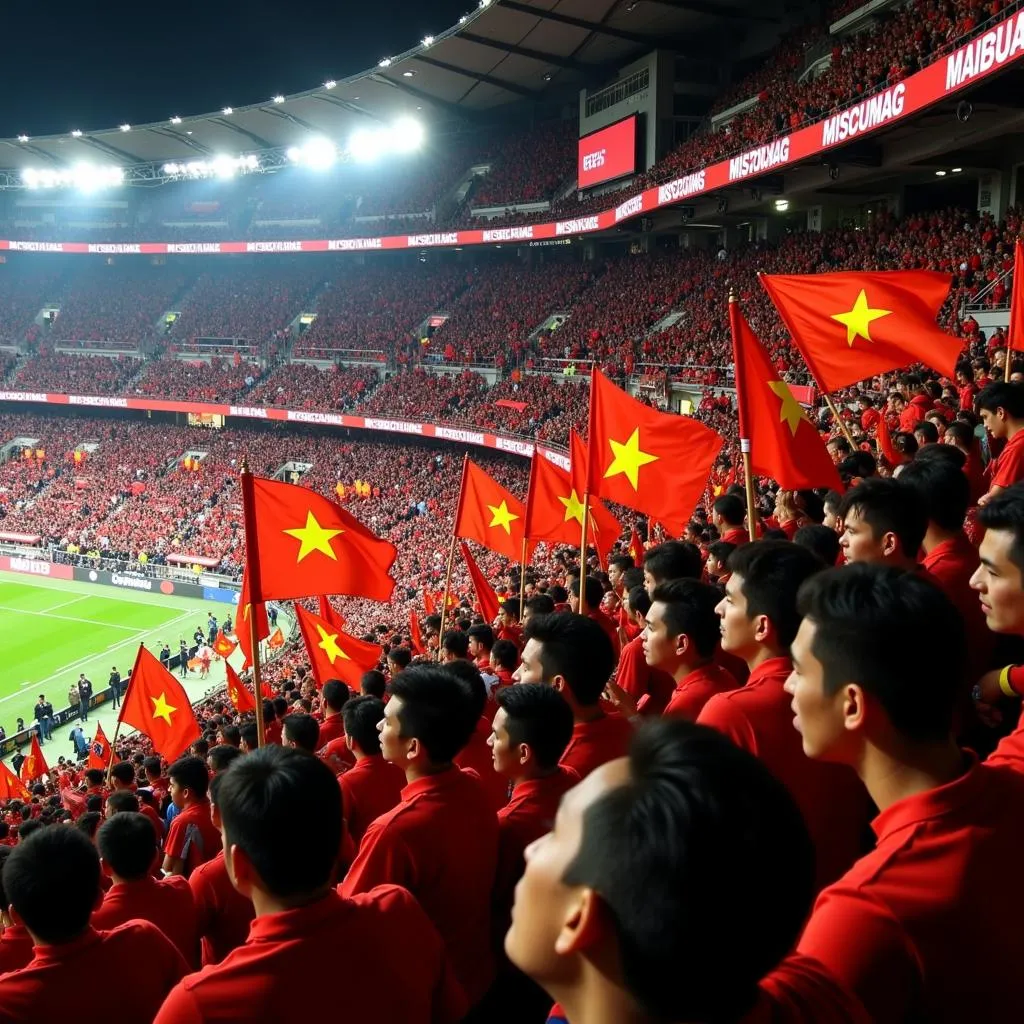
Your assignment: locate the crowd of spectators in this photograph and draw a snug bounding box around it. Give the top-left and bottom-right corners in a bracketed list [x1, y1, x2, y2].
[132, 356, 266, 403]
[244, 362, 380, 411]
[10, 352, 142, 394]
[471, 120, 577, 209]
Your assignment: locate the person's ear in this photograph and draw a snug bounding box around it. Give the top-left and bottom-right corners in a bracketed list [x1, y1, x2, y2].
[554, 886, 605, 956]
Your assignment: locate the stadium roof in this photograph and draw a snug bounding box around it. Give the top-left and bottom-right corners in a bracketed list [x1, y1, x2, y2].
[0, 0, 774, 169]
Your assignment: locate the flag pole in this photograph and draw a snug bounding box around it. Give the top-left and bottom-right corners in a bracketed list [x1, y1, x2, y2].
[730, 290, 759, 541]
[579, 362, 598, 615]
[439, 454, 469, 658]
[105, 720, 123, 787]
[518, 535, 528, 621]
[239, 458, 266, 748]
[822, 392, 857, 448]
[578, 492, 590, 613]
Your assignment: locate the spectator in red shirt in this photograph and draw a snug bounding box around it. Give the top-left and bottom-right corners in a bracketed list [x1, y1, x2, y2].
[567, 574, 621, 659]
[641, 539, 704, 596]
[505, 718, 866, 1024]
[699, 543, 871, 893]
[94, 812, 200, 967]
[281, 713, 320, 753]
[978, 381, 1024, 504]
[607, 585, 677, 715]
[156, 745, 467, 1024]
[786, 564, 1024, 1023]
[0, 847, 32, 975]
[0, 827, 188, 1023]
[162, 756, 221, 878]
[317, 680, 349, 747]
[838, 478, 928, 571]
[515, 612, 632, 779]
[338, 696, 406, 847]
[340, 665, 499, 1011]
[713, 494, 751, 546]
[467, 623, 495, 674]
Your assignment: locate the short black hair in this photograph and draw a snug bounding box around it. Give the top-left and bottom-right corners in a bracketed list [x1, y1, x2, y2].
[650, 580, 721, 658]
[643, 541, 702, 583]
[322, 679, 350, 712]
[109, 762, 135, 786]
[793, 524, 840, 566]
[822, 489, 843, 513]
[621, 566, 645, 592]
[977, 482, 1024, 572]
[561, 720, 813, 1022]
[217, 745, 341, 899]
[240, 723, 259, 749]
[627, 584, 651, 619]
[282, 713, 320, 753]
[442, 629, 469, 659]
[500, 598, 521, 620]
[272, 698, 288, 720]
[913, 420, 939, 445]
[84, 768, 105, 787]
[915, 442, 966, 469]
[168, 756, 210, 800]
[609, 553, 635, 572]
[387, 646, 412, 670]
[568, 575, 603, 608]
[0, 847, 12, 909]
[712, 494, 745, 527]
[97, 813, 158, 881]
[524, 594, 556, 618]
[491, 638, 519, 671]
[440, 660, 488, 721]
[106, 790, 140, 815]
[4, 827, 102, 943]
[523, 612, 615, 705]
[143, 756, 163, 777]
[897, 458, 969, 532]
[219, 724, 241, 747]
[360, 670, 387, 699]
[85, 796, 104, 815]
[467, 623, 494, 649]
[208, 744, 244, 774]
[977, 381, 1024, 418]
[728, 542, 823, 648]
[387, 665, 477, 764]
[706, 540, 736, 566]
[797, 564, 965, 743]
[342, 696, 385, 755]
[495, 684, 574, 770]
[837, 477, 927, 559]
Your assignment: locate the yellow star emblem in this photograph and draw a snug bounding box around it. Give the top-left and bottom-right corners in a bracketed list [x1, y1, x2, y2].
[768, 380, 807, 436]
[830, 289, 892, 346]
[22, 756, 35, 777]
[604, 428, 659, 491]
[151, 692, 177, 726]
[316, 623, 350, 664]
[558, 489, 586, 525]
[487, 500, 520, 535]
[283, 511, 344, 563]
[229, 686, 239, 703]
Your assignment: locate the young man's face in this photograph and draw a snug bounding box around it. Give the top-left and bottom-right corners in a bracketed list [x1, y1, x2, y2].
[505, 758, 630, 989]
[642, 601, 679, 671]
[971, 527, 1024, 635]
[784, 618, 850, 761]
[378, 695, 412, 764]
[839, 508, 888, 564]
[981, 407, 1008, 440]
[643, 567, 659, 598]
[715, 574, 758, 659]
[513, 639, 545, 685]
[169, 778, 187, 810]
[607, 564, 623, 589]
[468, 637, 484, 659]
[488, 708, 518, 777]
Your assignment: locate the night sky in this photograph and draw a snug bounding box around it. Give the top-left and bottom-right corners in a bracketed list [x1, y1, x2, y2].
[1, 0, 472, 138]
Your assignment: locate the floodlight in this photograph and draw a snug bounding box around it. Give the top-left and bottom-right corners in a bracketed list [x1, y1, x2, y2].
[163, 163, 179, 174]
[952, 167, 962, 173]
[422, 35, 434, 46]
[71, 129, 83, 137]
[170, 116, 183, 125]
[223, 107, 233, 115]
[324, 80, 337, 89]
[212, 155, 237, 178]
[286, 146, 301, 162]
[774, 199, 789, 211]
[391, 117, 425, 153]
[935, 170, 946, 177]
[16, 135, 28, 143]
[273, 95, 285, 104]
[379, 57, 392, 67]
[120, 124, 131, 132]
[298, 137, 337, 170]
[349, 127, 385, 162]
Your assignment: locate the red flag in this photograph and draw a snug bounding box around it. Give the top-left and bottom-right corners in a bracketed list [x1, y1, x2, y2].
[627, 525, 643, 564]
[875, 408, 905, 468]
[460, 541, 500, 623]
[455, 458, 527, 562]
[87, 722, 113, 771]
[1009, 240, 1024, 355]
[731, 299, 842, 490]
[760, 270, 964, 391]
[119, 645, 201, 761]
[247, 476, 396, 602]
[0, 760, 30, 801]
[409, 609, 426, 656]
[268, 628, 285, 649]
[586, 370, 722, 525]
[524, 451, 589, 549]
[423, 591, 437, 616]
[212, 630, 236, 658]
[318, 596, 346, 631]
[237, 566, 269, 670]
[20, 734, 49, 783]
[225, 660, 257, 713]
[294, 604, 383, 689]
[570, 431, 622, 558]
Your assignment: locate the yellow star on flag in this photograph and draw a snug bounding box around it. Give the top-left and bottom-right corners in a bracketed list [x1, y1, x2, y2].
[23, 756, 35, 778]
[283, 511, 344, 563]
[487, 500, 520, 535]
[830, 290, 892, 346]
[316, 623, 350, 664]
[151, 692, 177, 726]
[768, 380, 807, 436]
[229, 686, 239, 703]
[604, 428, 659, 491]
[558, 489, 586, 525]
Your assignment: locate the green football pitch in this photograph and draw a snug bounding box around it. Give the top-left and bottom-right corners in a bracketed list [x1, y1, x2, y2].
[0, 569, 237, 752]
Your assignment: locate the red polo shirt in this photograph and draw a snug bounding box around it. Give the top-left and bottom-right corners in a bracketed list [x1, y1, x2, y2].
[93, 875, 199, 968]
[698, 656, 871, 892]
[340, 767, 499, 1007]
[991, 428, 1024, 488]
[154, 887, 467, 1024]
[721, 527, 750, 546]
[663, 662, 739, 721]
[796, 754, 1024, 1023]
[585, 608, 621, 659]
[0, 925, 33, 974]
[317, 713, 346, 747]
[615, 634, 675, 715]
[454, 717, 510, 812]
[318, 735, 356, 774]
[140, 802, 165, 840]
[264, 720, 283, 746]
[189, 850, 255, 967]
[559, 713, 633, 780]
[0, 922, 187, 1022]
[752, 955, 870, 1022]
[164, 800, 221, 878]
[338, 755, 406, 847]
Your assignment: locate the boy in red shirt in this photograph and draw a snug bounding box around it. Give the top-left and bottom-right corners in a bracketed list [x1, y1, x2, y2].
[978, 381, 1024, 503]
[338, 696, 405, 846]
[0, 847, 32, 974]
[609, 585, 676, 715]
[786, 564, 1024, 1023]
[316, 679, 349, 747]
[699, 542, 871, 893]
[162, 756, 221, 878]
[837, 478, 928, 570]
[515, 612, 632, 780]
[95, 812, 200, 967]
[341, 665, 499, 1011]
[641, 539, 703, 597]
[156, 745, 466, 1024]
[0, 827, 188, 1022]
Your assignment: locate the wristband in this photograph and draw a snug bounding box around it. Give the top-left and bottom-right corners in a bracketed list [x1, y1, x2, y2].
[999, 665, 1018, 699]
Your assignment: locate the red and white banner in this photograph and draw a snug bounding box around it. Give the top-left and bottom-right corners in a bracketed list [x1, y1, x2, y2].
[0, 11, 1021, 258]
[0, 555, 73, 579]
[578, 116, 638, 189]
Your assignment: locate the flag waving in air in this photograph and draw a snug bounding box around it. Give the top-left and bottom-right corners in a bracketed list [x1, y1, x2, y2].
[247, 476, 397, 603]
[1008, 240, 1024, 364]
[524, 452, 589, 549]
[759, 270, 963, 391]
[730, 297, 841, 491]
[627, 524, 644, 564]
[409, 609, 426, 657]
[460, 541, 501, 624]
[236, 565, 269, 671]
[569, 431, 622, 558]
[212, 630, 236, 659]
[586, 369, 723, 524]
[119, 645, 201, 762]
[225, 661, 257, 713]
[20, 734, 49, 783]
[318, 596, 346, 631]
[0, 760, 30, 802]
[87, 722, 113, 771]
[455, 458, 527, 562]
[294, 604, 383, 690]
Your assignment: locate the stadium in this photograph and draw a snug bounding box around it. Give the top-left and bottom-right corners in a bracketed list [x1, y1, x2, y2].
[2, 0, 1024, 1019]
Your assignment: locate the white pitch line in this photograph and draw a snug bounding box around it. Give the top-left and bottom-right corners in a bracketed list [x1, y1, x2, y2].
[37, 596, 88, 615]
[0, 605, 142, 632]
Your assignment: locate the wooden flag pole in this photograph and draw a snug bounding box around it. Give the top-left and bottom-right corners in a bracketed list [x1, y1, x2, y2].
[439, 454, 469, 658]
[740, 441, 759, 542]
[578, 493, 591, 613]
[823, 392, 857, 449]
[104, 719, 124, 786]
[729, 290, 759, 542]
[1006, 348, 1013, 383]
[239, 458, 266, 748]
[518, 534, 528, 623]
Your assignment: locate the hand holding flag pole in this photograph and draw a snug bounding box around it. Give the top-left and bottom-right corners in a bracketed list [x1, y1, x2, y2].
[239, 457, 267, 747]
